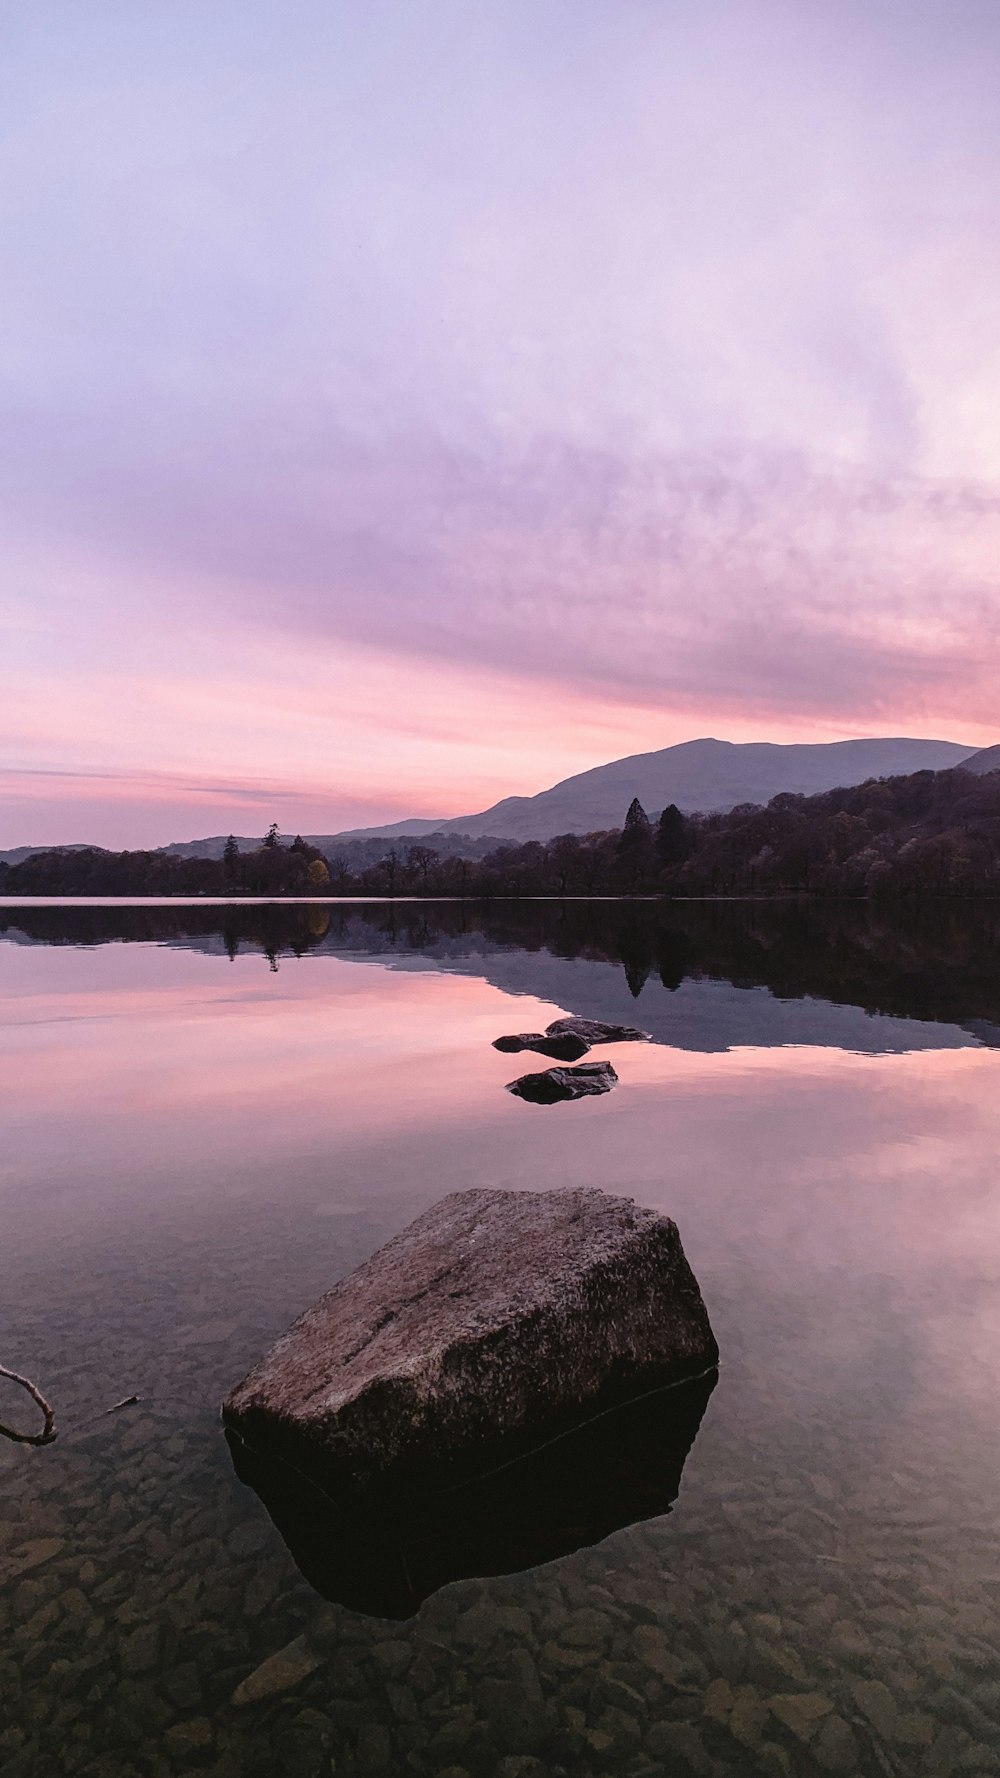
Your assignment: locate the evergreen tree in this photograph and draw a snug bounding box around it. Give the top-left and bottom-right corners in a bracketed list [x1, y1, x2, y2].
[617, 797, 652, 854]
[656, 803, 690, 866]
[263, 823, 280, 849]
[223, 834, 239, 880]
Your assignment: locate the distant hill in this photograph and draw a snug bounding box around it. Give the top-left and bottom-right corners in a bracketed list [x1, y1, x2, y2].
[0, 842, 107, 868]
[963, 744, 1000, 776]
[329, 736, 978, 845]
[158, 830, 507, 864]
[2, 737, 985, 865]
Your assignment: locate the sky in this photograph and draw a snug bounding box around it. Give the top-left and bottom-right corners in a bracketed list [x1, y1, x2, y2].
[3, 0, 1000, 847]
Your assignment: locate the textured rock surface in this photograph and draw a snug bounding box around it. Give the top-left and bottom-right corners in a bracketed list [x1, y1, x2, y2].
[223, 1187, 718, 1503]
[545, 1017, 651, 1044]
[492, 1032, 591, 1061]
[506, 1061, 618, 1103]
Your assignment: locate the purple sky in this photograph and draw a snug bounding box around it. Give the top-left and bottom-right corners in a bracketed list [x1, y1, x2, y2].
[3, 1, 1000, 846]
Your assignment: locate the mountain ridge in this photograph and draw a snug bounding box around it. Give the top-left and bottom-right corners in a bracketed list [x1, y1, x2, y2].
[326, 735, 978, 846]
[3, 735, 992, 865]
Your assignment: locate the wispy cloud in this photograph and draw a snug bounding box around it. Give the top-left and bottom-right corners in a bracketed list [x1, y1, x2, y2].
[2, 1, 1000, 844]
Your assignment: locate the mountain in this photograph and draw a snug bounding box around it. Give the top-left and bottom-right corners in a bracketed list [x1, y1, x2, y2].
[2, 737, 983, 866]
[963, 744, 1000, 776]
[327, 736, 978, 846]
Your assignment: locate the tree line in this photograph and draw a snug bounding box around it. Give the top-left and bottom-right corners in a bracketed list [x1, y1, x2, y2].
[6, 896, 1000, 1033]
[3, 763, 1000, 899]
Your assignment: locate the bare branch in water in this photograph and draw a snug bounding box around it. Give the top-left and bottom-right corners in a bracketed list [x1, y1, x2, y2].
[0, 1363, 57, 1446]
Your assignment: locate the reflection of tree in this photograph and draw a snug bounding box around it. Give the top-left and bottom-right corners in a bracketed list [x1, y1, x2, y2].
[8, 898, 1000, 1029]
[656, 929, 689, 992]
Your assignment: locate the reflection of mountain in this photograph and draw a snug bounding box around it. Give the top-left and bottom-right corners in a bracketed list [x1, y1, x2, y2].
[3, 899, 1000, 1053]
[227, 1371, 716, 1618]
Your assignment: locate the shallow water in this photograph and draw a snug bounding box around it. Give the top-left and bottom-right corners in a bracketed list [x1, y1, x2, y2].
[2, 899, 1000, 1777]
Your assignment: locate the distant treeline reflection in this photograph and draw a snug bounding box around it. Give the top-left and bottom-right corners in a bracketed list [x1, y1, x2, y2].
[4, 763, 1000, 900]
[4, 899, 1000, 1035]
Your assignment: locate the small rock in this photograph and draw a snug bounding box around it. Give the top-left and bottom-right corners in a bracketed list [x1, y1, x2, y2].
[702, 1677, 733, 1722]
[756, 1743, 793, 1778]
[228, 1520, 271, 1559]
[371, 1638, 411, 1675]
[493, 1033, 591, 1060]
[506, 1061, 618, 1103]
[545, 1017, 651, 1044]
[559, 1608, 614, 1649]
[355, 1722, 393, 1773]
[631, 1624, 697, 1686]
[454, 1602, 533, 1644]
[164, 1719, 214, 1761]
[850, 1677, 897, 1739]
[646, 1721, 713, 1774]
[893, 1711, 935, 1748]
[813, 1713, 860, 1773]
[542, 1641, 594, 1671]
[729, 1688, 769, 1747]
[231, 1635, 323, 1707]
[121, 1621, 161, 1676]
[163, 1664, 202, 1712]
[768, 1692, 834, 1743]
[4, 1538, 64, 1582]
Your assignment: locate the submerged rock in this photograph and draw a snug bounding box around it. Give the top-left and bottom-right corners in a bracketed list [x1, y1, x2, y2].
[506, 1060, 618, 1103]
[493, 1032, 591, 1061]
[227, 1368, 716, 1617]
[223, 1187, 718, 1521]
[545, 1016, 651, 1044]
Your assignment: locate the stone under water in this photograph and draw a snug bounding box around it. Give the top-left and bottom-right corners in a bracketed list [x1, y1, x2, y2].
[223, 1187, 718, 1510]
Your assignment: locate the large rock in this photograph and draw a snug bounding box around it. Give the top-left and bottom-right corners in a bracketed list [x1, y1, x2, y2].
[223, 1188, 718, 1509]
[228, 1365, 716, 1617]
[506, 1060, 618, 1103]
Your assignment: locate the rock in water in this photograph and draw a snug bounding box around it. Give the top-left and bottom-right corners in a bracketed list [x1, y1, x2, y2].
[506, 1060, 618, 1103]
[227, 1366, 717, 1617]
[492, 1031, 591, 1061]
[545, 1016, 651, 1044]
[223, 1188, 718, 1507]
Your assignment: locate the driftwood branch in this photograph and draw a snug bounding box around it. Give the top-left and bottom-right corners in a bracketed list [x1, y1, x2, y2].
[0, 1363, 57, 1446]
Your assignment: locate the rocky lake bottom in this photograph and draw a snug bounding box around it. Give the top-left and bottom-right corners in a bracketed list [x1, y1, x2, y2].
[3, 899, 1000, 1776]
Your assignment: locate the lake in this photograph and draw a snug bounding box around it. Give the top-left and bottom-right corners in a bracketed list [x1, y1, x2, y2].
[2, 898, 1000, 1777]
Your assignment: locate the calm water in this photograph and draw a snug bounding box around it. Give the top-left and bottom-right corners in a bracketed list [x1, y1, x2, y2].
[3, 899, 1000, 1778]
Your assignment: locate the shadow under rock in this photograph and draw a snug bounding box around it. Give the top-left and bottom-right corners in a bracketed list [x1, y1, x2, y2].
[226, 1369, 717, 1619]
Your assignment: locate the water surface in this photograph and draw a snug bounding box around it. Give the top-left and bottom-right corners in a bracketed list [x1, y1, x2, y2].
[3, 900, 1000, 1777]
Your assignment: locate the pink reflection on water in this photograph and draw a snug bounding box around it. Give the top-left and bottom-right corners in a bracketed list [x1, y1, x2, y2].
[4, 938, 1000, 1456]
